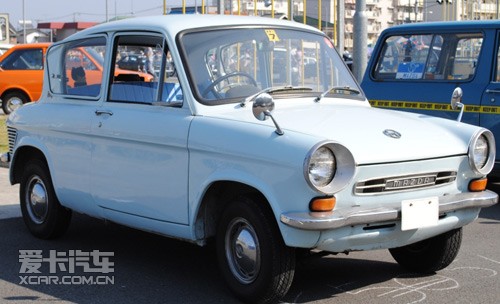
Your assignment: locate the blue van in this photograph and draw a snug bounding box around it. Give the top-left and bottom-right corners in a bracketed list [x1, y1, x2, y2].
[362, 20, 500, 176]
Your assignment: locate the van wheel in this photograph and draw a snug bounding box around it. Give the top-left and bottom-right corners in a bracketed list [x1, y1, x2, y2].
[216, 196, 295, 303]
[389, 228, 462, 273]
[2, 92, 28, 114]
[20, 159, 72, 239]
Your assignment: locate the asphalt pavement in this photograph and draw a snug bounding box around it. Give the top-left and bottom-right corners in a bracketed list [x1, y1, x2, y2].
[0, 165, 20, 220]
[1, 165, 499, 303]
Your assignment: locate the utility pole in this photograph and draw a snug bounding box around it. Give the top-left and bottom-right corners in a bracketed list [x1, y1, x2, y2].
[22, 0, 26, 44]
[218, 0, 224, 14]
[353, 0, 367, 81]
[336, 0, 345, 57]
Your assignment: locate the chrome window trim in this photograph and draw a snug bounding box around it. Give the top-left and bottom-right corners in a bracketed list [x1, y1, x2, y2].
[468, 129, 496, 175]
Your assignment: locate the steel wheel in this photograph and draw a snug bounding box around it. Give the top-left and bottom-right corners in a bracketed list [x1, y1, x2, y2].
[20, 159, 72, 239]
[24, 175, 49, 224]
[2, 92, 28, 114]
[216, 195, 295, 303]
[225, 217, 261, 284]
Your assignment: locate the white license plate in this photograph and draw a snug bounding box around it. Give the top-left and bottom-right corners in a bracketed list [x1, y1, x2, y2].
[401, 197, 439, 231]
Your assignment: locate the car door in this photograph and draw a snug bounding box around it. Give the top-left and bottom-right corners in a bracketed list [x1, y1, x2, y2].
[39, 37, 108, 216]
[90, 34, 191, 225]
[479, 31, 500, 171]
[0, 45, 46, 101]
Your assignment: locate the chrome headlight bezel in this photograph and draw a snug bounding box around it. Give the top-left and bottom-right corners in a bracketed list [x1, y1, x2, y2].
[303, 141, 356, 194]
[469, 129, 496, 175]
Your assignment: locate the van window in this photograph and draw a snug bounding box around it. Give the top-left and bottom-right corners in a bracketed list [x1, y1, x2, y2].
[496, 43, 500, 82]
[373, 33, 483, 82]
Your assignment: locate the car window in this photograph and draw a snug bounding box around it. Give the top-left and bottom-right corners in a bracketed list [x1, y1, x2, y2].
[108, 34, 183, 105]
[47, 36, 106, 98]
[496, 41, 500, 82]
[373, 33, 483, 81]
[0, 48, 44, 70]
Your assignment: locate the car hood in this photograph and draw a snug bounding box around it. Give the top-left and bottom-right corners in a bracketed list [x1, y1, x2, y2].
[208, 99, 473, 165]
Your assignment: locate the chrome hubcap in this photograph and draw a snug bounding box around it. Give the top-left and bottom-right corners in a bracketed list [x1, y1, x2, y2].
[225, 218, 260, 284]
[7, 97, 23, 113]
[26, 176, 49, 224]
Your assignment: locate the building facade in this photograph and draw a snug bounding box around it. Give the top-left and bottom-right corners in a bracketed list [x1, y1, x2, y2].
[233, 0, 500, 54]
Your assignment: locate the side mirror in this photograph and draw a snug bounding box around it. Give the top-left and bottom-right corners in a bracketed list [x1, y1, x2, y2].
[450, 87, 464, 122]
[252, 93, 284, 135]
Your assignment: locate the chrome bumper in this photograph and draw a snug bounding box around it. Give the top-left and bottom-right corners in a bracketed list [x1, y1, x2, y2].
[280, 190, 498, 230]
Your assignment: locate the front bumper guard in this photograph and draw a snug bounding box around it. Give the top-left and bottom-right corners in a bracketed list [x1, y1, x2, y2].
[281, 190, 498, 230]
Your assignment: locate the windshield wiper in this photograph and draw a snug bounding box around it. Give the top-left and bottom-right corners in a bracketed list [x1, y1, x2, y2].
[240, 86, 313, 107]
[315, 86, 361, 102]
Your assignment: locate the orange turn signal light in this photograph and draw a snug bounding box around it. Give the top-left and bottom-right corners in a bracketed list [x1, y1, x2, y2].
[310, 197, 336, 212]
[469, 178, 488, 192]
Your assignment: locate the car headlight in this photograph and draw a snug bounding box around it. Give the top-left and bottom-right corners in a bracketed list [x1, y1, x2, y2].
[469, 130, 495, 175]
[308, 147, 336, 187]
[304, 142, 356, 194]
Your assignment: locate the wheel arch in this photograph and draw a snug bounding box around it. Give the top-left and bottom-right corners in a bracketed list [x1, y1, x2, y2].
[1, 88, 32, 103]
[193, 180, 275, 243]
[11, 145, 49, 185]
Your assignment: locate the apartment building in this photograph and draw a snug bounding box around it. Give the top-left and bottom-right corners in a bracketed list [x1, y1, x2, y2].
[235, 0, 498, 54]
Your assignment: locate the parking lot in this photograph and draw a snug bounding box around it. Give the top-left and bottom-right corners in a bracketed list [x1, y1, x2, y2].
[0, 164, 499, 303]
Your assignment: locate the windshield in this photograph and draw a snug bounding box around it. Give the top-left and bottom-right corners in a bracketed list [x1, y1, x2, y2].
[180, 27, 361, 105]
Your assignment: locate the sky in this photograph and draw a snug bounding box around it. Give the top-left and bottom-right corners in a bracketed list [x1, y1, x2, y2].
[2, 0, 206, 30]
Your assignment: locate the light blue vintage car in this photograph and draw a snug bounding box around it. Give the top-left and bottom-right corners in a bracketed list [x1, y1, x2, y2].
[1, 15, 498, 303]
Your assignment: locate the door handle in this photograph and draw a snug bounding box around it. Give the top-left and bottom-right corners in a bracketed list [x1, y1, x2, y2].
[95, 110, 113, 116]
[485, 89, 500, 94]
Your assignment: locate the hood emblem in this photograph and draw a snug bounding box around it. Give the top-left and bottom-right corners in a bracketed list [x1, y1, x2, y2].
[383, 129, 401, 139]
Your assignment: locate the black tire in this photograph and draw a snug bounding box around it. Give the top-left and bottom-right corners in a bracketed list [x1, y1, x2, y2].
[389, 228, 462, 273]
[20, 159, 72, 239]
[2, 92, 28, 115]
[216, 196, 295, 304]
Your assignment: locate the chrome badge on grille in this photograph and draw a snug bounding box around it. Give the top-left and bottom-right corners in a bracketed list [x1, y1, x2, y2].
[385, 175, 437, 190]
[354, 171, 457, 195]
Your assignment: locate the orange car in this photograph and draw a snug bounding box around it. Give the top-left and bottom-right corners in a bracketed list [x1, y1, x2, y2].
[0, 43, 153, 114]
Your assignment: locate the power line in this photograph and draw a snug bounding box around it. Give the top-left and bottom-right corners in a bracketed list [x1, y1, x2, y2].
[36, 5, 163, 22]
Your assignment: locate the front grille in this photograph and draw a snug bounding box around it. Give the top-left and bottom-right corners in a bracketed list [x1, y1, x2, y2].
[354, 171, 457, 195]
[7, 127, 17, 154]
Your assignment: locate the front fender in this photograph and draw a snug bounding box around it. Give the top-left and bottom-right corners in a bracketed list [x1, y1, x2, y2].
[187, 116, 326, 248]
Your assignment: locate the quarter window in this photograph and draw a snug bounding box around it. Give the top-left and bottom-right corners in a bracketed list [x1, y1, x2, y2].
[47, 36, 106, 97]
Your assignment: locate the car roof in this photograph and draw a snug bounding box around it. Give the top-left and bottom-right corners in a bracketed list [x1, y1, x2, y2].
[6, 43, 51, 49]
[381, 20, 500, 34]
[63, 14, 322, 42]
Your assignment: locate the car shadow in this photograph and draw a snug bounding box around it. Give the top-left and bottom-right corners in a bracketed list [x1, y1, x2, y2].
[0, 213, 413, 304]
[483, 182, 500, 222]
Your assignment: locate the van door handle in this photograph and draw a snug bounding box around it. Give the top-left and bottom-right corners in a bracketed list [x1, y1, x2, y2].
[95, 110, 113, 116]
[485, 89, 500, 94]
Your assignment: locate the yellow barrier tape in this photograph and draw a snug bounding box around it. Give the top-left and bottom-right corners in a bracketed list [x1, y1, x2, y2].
[369, 100, 500, 114]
